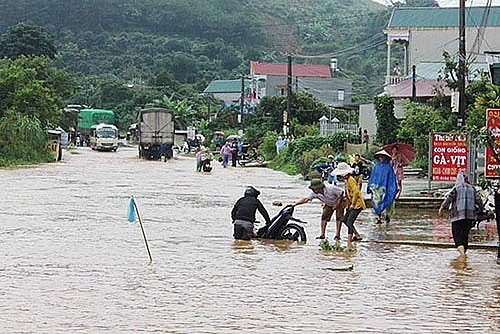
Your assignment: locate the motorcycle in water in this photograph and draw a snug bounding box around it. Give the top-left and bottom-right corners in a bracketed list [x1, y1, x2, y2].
[201, 158, 212, 172]
[314, 163, 333, 183]
[200, 149, 213, 172]
[360, 162, 373, 180]
[237, 147, 265, 166]
[254, 205, 307, 242]
[173, 141, 191, 154]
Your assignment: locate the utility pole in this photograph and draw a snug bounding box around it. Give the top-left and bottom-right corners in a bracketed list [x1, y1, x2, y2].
[240, 74, 245, 131]
[411, 65, 416, 102]
[207, 96, 211, 122]
[286, 54, 292, 136]
[457, 0, 466, 128]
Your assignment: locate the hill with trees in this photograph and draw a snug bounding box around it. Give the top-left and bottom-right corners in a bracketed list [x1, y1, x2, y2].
[0, 0, 453, 169]
[0, 0, 391, 102]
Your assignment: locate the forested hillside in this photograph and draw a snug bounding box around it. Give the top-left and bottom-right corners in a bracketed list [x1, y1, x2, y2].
[0, 0, 391, 104]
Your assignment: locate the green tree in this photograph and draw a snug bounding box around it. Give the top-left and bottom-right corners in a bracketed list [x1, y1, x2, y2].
[152, 94, 199, 130]
[0, 56, 75, 127]
[374, 94, 399, 145]
[0, 56, 76, 165]
[0, 21, 57, 59]
[398, 100, 448, 168]
[247, 91, 329, 137]
[0, 111, 52, 165]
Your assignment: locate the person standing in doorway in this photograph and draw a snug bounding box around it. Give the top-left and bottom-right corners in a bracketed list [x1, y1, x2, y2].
[393, 62, 401, 76]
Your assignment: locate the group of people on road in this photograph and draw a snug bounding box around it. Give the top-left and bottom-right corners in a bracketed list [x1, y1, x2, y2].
[195, 135, 255, 171]
[220, 138, 251, 168]
[231, 160, 368, 250]
[230, 143, 485, 260]
[293, 162, 366, 249]
[230, 145, 408, 248]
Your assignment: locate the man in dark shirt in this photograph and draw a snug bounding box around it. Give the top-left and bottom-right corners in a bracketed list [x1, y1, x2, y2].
[230, 138, 239, 167]
[231, 186, 271, 240]
[351, 153, 371, 189]
[241, 138, 250, 158]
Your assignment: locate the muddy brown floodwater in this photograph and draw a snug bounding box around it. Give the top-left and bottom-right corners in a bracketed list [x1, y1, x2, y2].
[1, 145, 500, 333]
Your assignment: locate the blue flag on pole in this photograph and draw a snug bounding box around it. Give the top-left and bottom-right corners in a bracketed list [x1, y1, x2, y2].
[127, 197, 137, 223]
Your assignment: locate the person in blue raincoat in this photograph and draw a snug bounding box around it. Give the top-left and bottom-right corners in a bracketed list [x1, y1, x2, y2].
[367, 150, 398, 224]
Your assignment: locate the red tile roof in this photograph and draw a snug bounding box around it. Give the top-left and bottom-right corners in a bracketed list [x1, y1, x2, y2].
[250, 61, 332, 77]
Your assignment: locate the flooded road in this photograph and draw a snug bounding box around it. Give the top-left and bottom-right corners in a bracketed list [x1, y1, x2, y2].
[1, 146, 499, 333]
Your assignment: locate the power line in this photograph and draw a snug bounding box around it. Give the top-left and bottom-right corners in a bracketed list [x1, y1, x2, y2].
[290, 38, 386, 61]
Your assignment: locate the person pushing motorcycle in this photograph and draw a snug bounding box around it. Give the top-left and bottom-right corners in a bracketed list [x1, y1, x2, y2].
[231, 186, 271, 240]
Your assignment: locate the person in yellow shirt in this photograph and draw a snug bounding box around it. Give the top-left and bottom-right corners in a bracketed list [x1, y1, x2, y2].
[332, 162, 366, 249]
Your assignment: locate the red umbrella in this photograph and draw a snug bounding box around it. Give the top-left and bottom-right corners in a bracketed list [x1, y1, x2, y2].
[383, 142, 415, 166]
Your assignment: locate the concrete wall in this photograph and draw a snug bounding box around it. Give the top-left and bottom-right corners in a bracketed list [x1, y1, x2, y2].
[359, 100, 408, 144]
[359, 103, 377, 143]
[263, 75, 352, 106]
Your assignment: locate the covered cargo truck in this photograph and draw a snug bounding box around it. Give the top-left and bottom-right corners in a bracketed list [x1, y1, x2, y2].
[77, 109, 115, 145]
[138, 108, 175, 160]
[78, 109, 115, 132]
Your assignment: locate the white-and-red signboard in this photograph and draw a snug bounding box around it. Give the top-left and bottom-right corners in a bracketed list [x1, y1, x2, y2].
[431, 132, 468, 181]
[485, 108, 500, 178]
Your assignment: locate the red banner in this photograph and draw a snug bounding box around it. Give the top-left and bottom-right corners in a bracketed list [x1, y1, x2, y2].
[485, 108, 500, 177]
[431, 133, 468, 181]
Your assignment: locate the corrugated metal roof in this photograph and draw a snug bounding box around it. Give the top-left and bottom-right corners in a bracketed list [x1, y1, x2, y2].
[415, 61, 488, 80]
[388, 6, 500, 28]
[203, 79, 248, 94]
[251, 61, 332, 77]
[384, 78, 452, 98]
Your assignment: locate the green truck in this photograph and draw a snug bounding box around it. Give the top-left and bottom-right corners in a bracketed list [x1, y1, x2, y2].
[77, 109, 115, 135]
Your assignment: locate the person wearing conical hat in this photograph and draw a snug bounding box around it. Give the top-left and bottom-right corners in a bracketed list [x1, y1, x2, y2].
[367, 150, 398, 224]
[332, 162, 365, 249]
[292, 178, 346, 240]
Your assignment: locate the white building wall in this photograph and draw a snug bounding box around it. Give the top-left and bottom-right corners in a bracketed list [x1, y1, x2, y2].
[405, 26, 500, 66]
[359, 104, 377, 143]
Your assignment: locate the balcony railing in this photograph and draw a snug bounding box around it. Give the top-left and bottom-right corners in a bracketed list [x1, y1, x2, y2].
[386, 75, 406, 85]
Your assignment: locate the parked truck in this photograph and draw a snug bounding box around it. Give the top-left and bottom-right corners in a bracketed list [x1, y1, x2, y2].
[138, 108, 175, 160]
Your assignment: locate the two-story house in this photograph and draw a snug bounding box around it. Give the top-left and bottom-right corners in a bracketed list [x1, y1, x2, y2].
[360, 6, 500, 141]
[203, 61, 353, 108]
[249, 61, 353, 108]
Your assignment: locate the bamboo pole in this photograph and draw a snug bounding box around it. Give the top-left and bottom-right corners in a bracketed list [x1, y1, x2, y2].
[132, 198, 153, 263]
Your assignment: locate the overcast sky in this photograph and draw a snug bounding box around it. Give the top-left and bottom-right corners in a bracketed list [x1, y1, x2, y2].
[373, 0, 500, 6]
